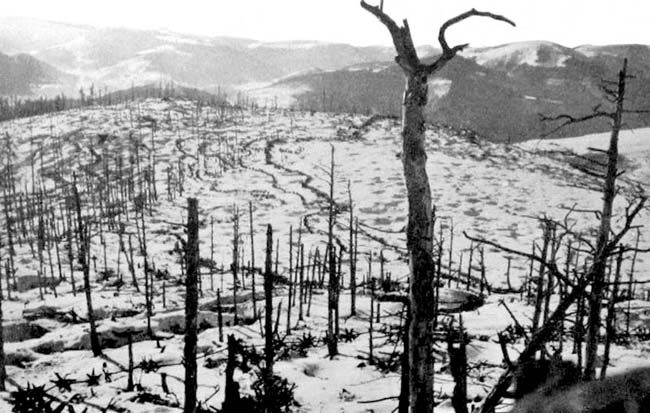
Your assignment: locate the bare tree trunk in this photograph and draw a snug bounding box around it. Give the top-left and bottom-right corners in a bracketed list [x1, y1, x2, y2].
[217, 289, 224, 342]
[287, 226, 294, 334]
[399, 305, 411, 413]
[249, 202, 257, 318]
[327, 145, 338, 357]
[66, 204, 76, 295]
[264, 224, 274, 397]
[402, 72, 437, 412]
[369, 277, 375, 365]
[299, 244, 305, 322]
[584, 59, 628, 381]
[232, 207, 239, 325]
[359, 4, 514, 411]
[601, 248, 623, 379]
[223, 335, 241, 410]
[0, 272, 6, 391]
[73, 174, 101, 357]
[348, 181, 356, 316]
[447, 318, 468, 413]
[184, 198, 199, 413]
[210, 217, 215, 292]
[126, 332, 134, 391]
[532, 222, 551, 333]
[626, 229, 640, 335]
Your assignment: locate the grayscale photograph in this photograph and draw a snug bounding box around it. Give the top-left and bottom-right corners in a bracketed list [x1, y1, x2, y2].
[0, 1, 648, 412]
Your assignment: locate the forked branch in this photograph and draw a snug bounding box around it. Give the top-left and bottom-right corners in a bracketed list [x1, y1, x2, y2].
[360, 1, 515, 75]
[360, 0, 420, 71]
[426, 9, 515, 75]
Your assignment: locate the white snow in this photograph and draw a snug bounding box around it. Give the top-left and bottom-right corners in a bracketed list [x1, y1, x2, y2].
[0, 102, 649, 412]
[247, 40, 327, 50]
[428, 78, 452, 99]
[462, 41, 571, 68]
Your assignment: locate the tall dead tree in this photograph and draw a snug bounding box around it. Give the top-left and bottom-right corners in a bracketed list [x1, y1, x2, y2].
[540, 58, 641, 380]
[232, 206, 239, 325]
[360, 2, 514, 411]
[264, 224, 274, 396]
[249, 201, 257, 318]
[327, 145, 338, 357]
[348, 181, 357, 316]
[72, 174, 102, 357]
[0, 269, 5, 391]
[184, 198, 199, 413]
[471, 58, 648, 412]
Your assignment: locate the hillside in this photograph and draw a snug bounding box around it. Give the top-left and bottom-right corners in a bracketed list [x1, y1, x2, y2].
[0, 51, 70, 95]
[0, 99, 648, 412]
[0, 17, 399, 97]
[2, 18, 649, 141]
[268, 42, 650, 141]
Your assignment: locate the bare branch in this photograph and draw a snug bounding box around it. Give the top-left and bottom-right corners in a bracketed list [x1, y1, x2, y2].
[622, 109, 650, 115]
[360, 1, 420, 71]
[572, 164, 607, 180]
[608, 196, 647, 247]
[539, 111, 614, 137]
[422, 9, 514, 75]
[438, 9, 515, 55]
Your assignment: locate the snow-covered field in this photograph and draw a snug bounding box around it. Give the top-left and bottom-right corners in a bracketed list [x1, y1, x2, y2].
[0, 100, 649, 412]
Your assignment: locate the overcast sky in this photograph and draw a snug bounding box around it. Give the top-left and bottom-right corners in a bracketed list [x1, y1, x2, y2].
[2, 0, 649, 47]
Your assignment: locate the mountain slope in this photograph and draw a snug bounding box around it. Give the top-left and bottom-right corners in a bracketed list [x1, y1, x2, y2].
[0, 18, 398, 95]
[270, 41, 650, 141]
[0, 51, 71, 95]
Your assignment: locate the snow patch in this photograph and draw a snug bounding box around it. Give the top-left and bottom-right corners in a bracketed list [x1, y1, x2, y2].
[157, 33, 202, 45]
[462, 41, 571, 68]
[248, 40, 327, 50]
[136, 44, 186, 56]
[428, 78, 452, 99]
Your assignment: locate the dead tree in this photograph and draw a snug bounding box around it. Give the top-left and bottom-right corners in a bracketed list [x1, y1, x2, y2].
[360, 2, 514, 411]
[264, 224, 274, 395]
[532, 221, 552, 333]
[184, 198, 199, 413]
[348, 181, 357, 316]
[249, 201, 257, 318]
[326, 145, 338, 357]
[0, 271, 5, 391]
[601, 248, 623, 379]
[232, 206, 239, 325]
[287, 226, 293, 336]
[467, 58, 648, 412]
[447, 318, 468, 413]
[72, 174, 102, 357]
[540, 58, 643, 380]
[223, 335, 241, 410]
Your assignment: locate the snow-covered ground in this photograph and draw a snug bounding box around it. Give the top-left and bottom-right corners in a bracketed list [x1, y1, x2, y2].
[0, 100, 649, 412]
